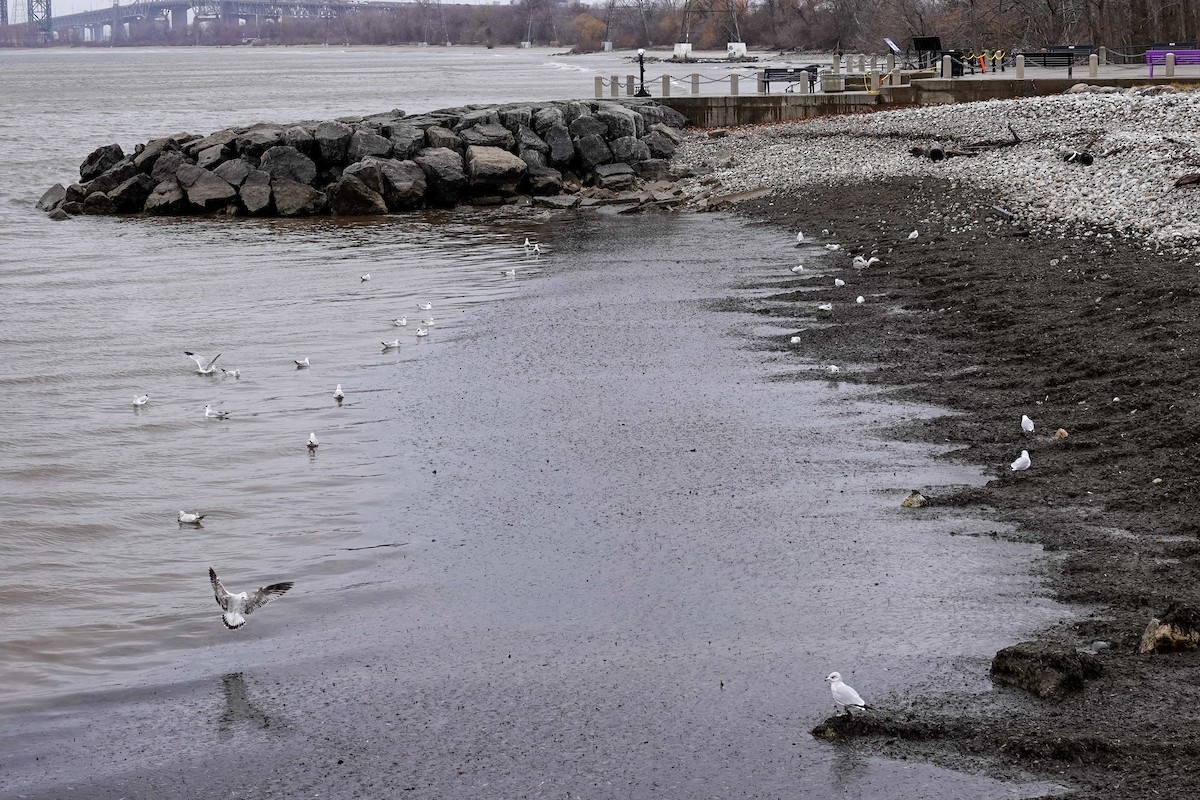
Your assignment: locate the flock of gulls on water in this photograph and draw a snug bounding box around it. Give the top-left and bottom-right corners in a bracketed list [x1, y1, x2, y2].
[152, 235, 544, 630]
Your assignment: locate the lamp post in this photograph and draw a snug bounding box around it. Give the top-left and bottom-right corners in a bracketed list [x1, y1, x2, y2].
[635, 48, 651, 97]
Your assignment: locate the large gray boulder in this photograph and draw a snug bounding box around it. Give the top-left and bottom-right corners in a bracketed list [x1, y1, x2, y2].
[86, 162, 139, 197]
[133, 137, 176, 173]
[377, 159, 427, 210]
[425, 126, 463, 152]
[110, 173, 155, 212]
[593, 162, 636, 191]
[460, 123, 516, 150]
[176, 164, 236, 210]
[151, 151, 187, 185]
[348, 130, 393, 163]
[465, 145, 527, 194]
[596, 103, 643, 139]
[525, 166, 563, 196]
[640, 131, 678, 159]
[519, 149, 547, 169]
[498, 106, 532, 133]
[342, 159, 386, 195]
[82, 192, 116, 215]
[568, 116, 608, 139]
[235, 127, 282, 159]
[516, 125, 549, 154]
[184, 129, 237, 158]
[36, 184, 66, 212]
[195, 144, 229, 170]
[388, 125, 425, 159]
[259, 145, 317, 186]
[543, 125, 574, 165]
[239, 170, 273, 216]
[144, 178, 186, 215]
[272, 178, 327, 217]
[454, 108, 498, 131]
[990, 641, 1103, 700]
[633, 159, 673, 181]
[214, 158, 254, 188]
[327, 174, 388, 216]
[635, 104, 689, 129]
[574, 134, 613, 170]
[650, 122, 686, 144]
[610, 135, 651, 164]
[532, 105, 565, 135]
[283, 125, 317, 158]
[414, 147, 468, 206]
[80, 143, 124, 182]
[315, 120, 353, 164]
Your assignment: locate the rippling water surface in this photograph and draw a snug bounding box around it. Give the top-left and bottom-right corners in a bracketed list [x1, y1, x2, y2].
[1, 45, 1066, 799]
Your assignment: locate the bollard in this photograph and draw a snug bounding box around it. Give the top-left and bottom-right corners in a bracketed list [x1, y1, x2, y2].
[832, 54, 840, 74]
[1099, 46, 1107, 66]
[1167, 52, 1177, 77]
[626, 75, 635, 96]
[799, 74, 810, 94]
[610, 75, 619, 97]
[1089, 53, 1098, 78]
[594, 76, 603, 98]
[691, 73, 700, 94]
[886, 53, 897, 85]
[870, 69, 881, 91]
[661, 75, 671, 97]
[730, 74, 739, 96]
[942, 54, 952, 79]
[758, 70, 767, 93]
[1016, 54, 1025, 79]
[870, 54, 878, 72]
[855, 54, 864, 72]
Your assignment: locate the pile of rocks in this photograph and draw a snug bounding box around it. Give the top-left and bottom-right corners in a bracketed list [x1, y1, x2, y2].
[36, 100, 689, 219]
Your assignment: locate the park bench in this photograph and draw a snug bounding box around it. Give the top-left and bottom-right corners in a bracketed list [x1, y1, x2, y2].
[761, 66, 819, 92]
[1016, 45, 1094, 68]
[1146, 48, 1200, 76]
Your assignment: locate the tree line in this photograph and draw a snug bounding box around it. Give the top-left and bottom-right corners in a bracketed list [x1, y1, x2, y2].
[5, 0, 1196, 53]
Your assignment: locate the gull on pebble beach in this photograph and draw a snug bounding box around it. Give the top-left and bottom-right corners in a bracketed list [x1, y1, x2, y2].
[817, 303, 833, 311]
[178, 510, 205, 525]
[908, 230, 920, 240]
[393, 316, 408, 326]
[825, 244, 841, 251]
[826, 672, 867, 716]
[834, 278, 845, 287]
[791, 265, 805, 273]
[203, 404, 229, 420]
[1011, 450, 1031, 471]
[827, 365, 841, 374]
[133, 394, 149, 407]
[185, 351, 221, 375]
[209, 567, 294, 630]
[856, 296, 865, 304]
[294, 357, 310, 368]
[790, 336, 803, 343]
[334, 384, 344, 402]
[307, 432, 319, 450]
[1021, 414, 1035, 434]
[796, 231, 804, 243]
[852, 255, 880, 269]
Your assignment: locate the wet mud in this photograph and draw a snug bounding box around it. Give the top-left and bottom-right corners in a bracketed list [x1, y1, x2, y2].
[738, 178, 1200, 798]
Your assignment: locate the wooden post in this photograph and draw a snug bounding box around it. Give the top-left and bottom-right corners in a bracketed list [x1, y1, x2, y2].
[594, 76, 603, 98]
[1167, 52, 1177, 77]
[691, 73, 700, 94]
[1089, 53, 1098, 78]
[661, 75, 671, 97]
[1016, 54, 1025, 79]
[730, 74, 739, 96]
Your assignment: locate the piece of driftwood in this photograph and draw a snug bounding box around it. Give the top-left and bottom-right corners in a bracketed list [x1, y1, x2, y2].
[911, 125, 1021, 160]
[1175, 173, 1200, 188]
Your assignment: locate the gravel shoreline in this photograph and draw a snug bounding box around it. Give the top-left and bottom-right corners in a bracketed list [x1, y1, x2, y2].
[676, 90, 1200, 798]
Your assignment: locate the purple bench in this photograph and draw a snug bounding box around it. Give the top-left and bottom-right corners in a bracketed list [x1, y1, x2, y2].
[1146, 49, 1200, 76]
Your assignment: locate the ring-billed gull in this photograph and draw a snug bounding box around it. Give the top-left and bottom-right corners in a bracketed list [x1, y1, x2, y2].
[133, 394, 149, 407]
[834, 278, 845, 287]
[381, 339, 400, 349]
[500, 268, 516, 277]
[221, 368, 241, 379]
[1021, 414, 1035, 434]
[817, 303, 833, 312]
[209, 567, 294, 630]
[415, 328, 429, 338]
[418, 302, 432, 310]
[825, 672, 867, 716]
[307, 432, 319, 450]
[1011, 450, 1031, 471]
[852, 255, 880, 269]
[421, 317, 434, 326]
[825, 244, 841, 251]
[791, 265, 805, 273]
[204, 404, 230, 420]
[856, 296, 865, 304]
[295, 357, 310, 368]
[185, 351, 221, 375]
[795, 231, 804, 243]
[360, 273, 371, 282]
[908, 230, 920, 239]
[178, 510, 205, 525]
[393, 316, 408, 327]
[334, 384, 344, 402]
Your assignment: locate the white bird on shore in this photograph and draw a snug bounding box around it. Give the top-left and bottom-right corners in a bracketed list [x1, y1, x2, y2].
[817, 303, 833, 311]
[295, 357, 310, 368]
[796, 230, 804, 243]
[204, 404, 229, 420]
[382, 339, 400, 349]
[178, 510, 205, 525]
[133, 394, 149, 407]
[908, 230, 920, 240]
[791, 264, 805, 273]
[209, 567, 294, 630]
[393, 316, 408, 326]
[307, 432, 319, 450]
[853, 255, 880, 269]
[334, 384, 344, 402]
[532, 244, 542, 256]
[418, 302, 432, 310]
[185, 351, 221, 375]
[856, 295, 865, 304]
[1011, 450, 1031, 471]
[501, 267, 516, 277]
[834, 278, 845, 287]
[221, 368, 241, 379]
[415, 328, 429, 337]
[790, 336, 803, 344]
[1021, 414, 1035, 434]
[523, 237, 533, 249]
[827, 365, 841, 374]
[826, 672, 868, 716]
[360, 273, 371, 282]
[825, 244, 841, 251]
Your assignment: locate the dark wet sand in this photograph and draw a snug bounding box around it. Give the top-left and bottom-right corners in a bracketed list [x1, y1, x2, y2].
[739, 178, 1200, 799]
[0, 210, 1065, 800]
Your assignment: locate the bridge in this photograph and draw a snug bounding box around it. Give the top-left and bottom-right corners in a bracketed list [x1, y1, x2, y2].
[7, 0, 421, 43]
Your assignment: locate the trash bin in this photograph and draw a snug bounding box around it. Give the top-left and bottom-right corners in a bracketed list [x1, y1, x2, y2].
[820, 73, 846, 93]
[940, 50, 965, 77]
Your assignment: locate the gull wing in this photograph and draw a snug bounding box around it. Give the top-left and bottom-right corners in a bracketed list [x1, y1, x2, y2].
[209, 567, 233, 611]
[202, 353, 222, 371]
[243, 581, 294, 616]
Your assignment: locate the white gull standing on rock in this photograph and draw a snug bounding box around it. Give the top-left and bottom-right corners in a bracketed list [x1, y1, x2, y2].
[826, 672, 868, 716]
[208, 567, 294, 630]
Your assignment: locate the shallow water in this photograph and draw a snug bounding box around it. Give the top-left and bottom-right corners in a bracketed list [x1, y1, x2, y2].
[1, 45, 1065, 798]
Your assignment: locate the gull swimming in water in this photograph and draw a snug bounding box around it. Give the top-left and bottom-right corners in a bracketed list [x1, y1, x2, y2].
[418, 301, 432, 311]
[908, 230, 920, 240]
[834, 278, 845, 287]
[178, 510, 205, 525]
[393, 316, 407, 326]
[1021, 414, 1035, 434]
[294, 357, 310, 368]
[421, 317, 434, 326]
[208, 567, 294, 630]
[523, 237, 533, 249]
[185, 351, 221, 375]
[826, 672, 867, 716]
[531, 244, 542, 256]
[1011, 450, 1031, 471]
[795, 231, 804, 243]
[415, 328, 429, 338]
[360, 273, 371, 282]
[204, 404, 230, 420]
[381, 339, 400, 349]
[334, 384, 344, 402]
[221, 368, 241, 379]
[500, 267, 516, 277]
[791, 265, 805, 273]
[307, 432, 319, 450]
[133, 394, 149, 407]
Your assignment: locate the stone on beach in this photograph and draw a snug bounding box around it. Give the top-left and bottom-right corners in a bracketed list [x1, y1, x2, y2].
[79, 143, 124, 182]
[989, 641, 1103, 699]
[259, 145, 318, 186]
[1138, 603, 1200, 654]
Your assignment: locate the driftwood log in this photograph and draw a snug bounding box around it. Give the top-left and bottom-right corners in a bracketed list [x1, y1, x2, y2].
[910, 125, 1022, 160]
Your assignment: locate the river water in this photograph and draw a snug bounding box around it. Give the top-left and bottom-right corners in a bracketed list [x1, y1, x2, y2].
[1, 45, 1064, 798]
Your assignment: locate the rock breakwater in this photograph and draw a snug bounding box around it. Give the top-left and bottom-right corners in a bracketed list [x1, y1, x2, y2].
[37, 100, 693, 219]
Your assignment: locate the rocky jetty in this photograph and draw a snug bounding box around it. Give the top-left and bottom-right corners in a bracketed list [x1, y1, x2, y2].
[36, 100, 691, 220]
